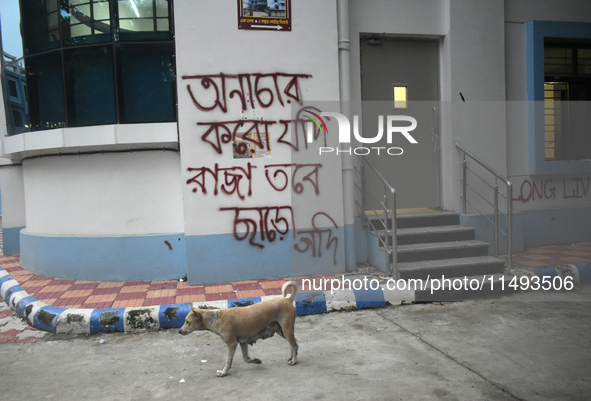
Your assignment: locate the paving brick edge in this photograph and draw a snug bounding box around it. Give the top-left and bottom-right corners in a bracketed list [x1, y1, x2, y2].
[1, 263, 589, 335]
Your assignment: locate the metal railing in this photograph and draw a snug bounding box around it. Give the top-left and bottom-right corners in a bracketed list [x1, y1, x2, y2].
[456, 142, 513, 268]
[353, 155, 398, 278]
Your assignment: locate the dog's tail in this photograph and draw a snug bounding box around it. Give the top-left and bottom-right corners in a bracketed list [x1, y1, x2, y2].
[282, 281, 298, 304]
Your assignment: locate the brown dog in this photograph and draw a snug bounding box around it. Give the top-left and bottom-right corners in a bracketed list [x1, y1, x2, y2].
[179, 281, 299, 377]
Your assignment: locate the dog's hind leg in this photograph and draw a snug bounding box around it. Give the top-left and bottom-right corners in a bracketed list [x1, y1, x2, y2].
[280, 318, 298, 366]
[217, 341, 238, 377]
[240, 342, 262, 364]
[286, 332, 298, 366]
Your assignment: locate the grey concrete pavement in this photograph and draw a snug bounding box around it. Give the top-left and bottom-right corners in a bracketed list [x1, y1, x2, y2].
[0, 287, 589, 401]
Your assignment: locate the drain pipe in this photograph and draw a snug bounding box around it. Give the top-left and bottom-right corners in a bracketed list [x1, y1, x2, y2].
[337, 0, 356, 271]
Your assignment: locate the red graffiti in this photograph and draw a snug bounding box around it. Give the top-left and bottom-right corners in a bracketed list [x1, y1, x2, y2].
[293, 212, 339, 265]
[513, 176, 590, 203]
[220, 206, 294, 249]
[220, 206, 339, 264]
[183, 73, 312, 113]
[264, 163, 322, 195]
[186, 163, 255, 200]
[198, 119, 274, 155]
[196, 115, 328, 155]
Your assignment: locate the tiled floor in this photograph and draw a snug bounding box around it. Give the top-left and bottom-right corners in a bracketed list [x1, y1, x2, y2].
[0, 300, 47, 344]
[0, 253, 347, 309]
[507, 242, 591, 268]
[1, 242, 590, 311]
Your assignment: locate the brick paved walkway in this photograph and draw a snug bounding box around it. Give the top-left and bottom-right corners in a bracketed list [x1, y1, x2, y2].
[1, 242, 590, 310]
[1, 242, 591, 343]
[0, 299, 47, 344]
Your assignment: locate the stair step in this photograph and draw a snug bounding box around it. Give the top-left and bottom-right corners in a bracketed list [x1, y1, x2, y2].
[397, 240, 489, 262]
[366, 210, 460, 230]
[397, 225, 475, 245]
[396, 211, 460, 229]
[397, 256, 506, 281]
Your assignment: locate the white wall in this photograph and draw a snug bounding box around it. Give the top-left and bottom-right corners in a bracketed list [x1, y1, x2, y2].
[22, 151, 184, 236]
[443, 0, 507, 214]
[0, 165, 25, 228]
[505, 0, 591, 23]
[175, 0, 343, 238]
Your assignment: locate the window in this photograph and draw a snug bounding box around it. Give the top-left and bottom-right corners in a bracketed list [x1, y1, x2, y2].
[544, 40, 591, 161]
[64, 46, 116, 126]
[20, 0, 176, 131]
[26, 52, 66, 130]
[393, 85, 408, 109]
[66, 0, 112, 45]
[117, 0, 171, 40]
[7, 79, 19, 99]
[116, 43, 176, 123]
[526, 21, 591, 174]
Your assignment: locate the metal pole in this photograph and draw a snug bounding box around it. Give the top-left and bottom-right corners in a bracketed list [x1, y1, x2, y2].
[507, 183, 513, 268]
[384, 187, 389, 274]
[462, 158, 467, 214]
[494, 182, 499, 258]
[390, 188, 397, 279]
[361, 158, 366, 227]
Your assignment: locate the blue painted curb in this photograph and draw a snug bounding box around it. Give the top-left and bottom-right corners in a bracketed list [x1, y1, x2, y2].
[1, 263, 589, 335]
[0, 266, 413, 334]
[531, 263, 591, 285]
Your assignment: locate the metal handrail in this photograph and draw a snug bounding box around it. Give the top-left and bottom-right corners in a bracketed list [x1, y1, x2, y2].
[354, 155, 398, 278]
[455, 142, 513, 268]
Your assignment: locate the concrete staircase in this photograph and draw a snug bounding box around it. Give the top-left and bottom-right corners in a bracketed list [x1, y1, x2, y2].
[370, 210, 511, 301]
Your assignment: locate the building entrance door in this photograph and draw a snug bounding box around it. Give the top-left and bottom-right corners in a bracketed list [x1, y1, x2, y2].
[360, 37, 440, 209]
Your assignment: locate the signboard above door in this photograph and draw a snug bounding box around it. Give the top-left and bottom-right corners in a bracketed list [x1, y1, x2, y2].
[238, 0, 292, 32]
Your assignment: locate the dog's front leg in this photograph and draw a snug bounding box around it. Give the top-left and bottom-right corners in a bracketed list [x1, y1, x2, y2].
[217, 341, 237, 377]
[240, 343, 262, 364]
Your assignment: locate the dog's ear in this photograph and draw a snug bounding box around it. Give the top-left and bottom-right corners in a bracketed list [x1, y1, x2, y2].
[190, 306, 203, 320]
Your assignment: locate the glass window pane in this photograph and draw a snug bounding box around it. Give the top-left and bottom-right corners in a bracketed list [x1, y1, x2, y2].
[21, 0, 62, 54]
[94, 2, 111, 20]
[393, 86, 407, 109]
[120, 19, 154, 31]
[545, 46, 573, 77]
[116, 43, 175, 123]
[117, 0, 172, 40]
[156, 18, 169, 32]
[71, 24, 93, 37]
[64, 46, 116, 126]
[155, 0, 169, 17]
[7, 80, 18, 98]
[66, 0, 111, 45]
[578, 48, 591, 77]
[25, 53, 66, 130]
